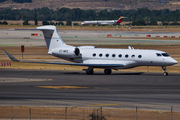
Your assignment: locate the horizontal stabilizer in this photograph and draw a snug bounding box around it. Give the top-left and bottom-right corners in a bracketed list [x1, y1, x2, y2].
[119, 16, 127, 19]
[36, 25, 57, 30]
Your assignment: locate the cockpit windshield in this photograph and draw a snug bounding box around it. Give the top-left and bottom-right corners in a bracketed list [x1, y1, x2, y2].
[161, 53, 170, 57]
[156, 53, 162, 57]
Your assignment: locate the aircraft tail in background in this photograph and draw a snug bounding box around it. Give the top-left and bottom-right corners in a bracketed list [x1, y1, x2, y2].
[117, 16, 127, 24]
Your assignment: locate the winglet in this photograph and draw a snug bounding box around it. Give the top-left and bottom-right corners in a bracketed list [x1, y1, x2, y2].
[2, 49, 19, 62]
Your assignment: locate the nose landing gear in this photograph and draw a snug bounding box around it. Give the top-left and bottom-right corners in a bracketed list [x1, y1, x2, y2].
[162, 66, 168, 76]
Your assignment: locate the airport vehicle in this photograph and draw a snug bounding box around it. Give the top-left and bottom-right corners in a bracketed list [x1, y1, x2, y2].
[3, 25, 177, 75]
[81, 16, 126, 26]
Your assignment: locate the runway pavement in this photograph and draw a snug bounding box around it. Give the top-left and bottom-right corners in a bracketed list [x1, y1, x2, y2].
[1, 30, 180, 46]
[0, 68, 180, 111]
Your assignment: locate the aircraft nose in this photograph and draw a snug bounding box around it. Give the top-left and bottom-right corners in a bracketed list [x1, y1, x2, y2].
[165, 58, 178, 65]
[173, 59, 178, 64]
[169, 59, 178, 65]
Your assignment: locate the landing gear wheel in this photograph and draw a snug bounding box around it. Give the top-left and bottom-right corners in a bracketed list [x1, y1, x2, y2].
[163, 72, 168, 76]
[85, 67, 94, 75]
[86, 70, 94, 75]
[162, 66, 168, 76]
[104, 69, 112, 75]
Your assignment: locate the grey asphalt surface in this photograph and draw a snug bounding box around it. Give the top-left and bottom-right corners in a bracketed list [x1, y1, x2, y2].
[1, 30, 180, 46]
[0, 68, 180, 111]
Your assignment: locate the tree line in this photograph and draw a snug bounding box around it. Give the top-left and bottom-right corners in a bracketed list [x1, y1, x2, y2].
[1, 7, 180, 25]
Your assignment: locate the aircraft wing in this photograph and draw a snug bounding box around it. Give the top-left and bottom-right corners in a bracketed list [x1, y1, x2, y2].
[3, 50, 124, 67]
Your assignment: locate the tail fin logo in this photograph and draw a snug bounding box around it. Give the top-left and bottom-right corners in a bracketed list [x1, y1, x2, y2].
[117, 19, 122, 23]
[117, 16, 126, 23]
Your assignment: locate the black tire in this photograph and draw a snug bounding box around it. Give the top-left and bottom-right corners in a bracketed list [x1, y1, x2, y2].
[86, 70, 94, 75]
[163, 72, 168, 76]
[104, 69, 112, 75]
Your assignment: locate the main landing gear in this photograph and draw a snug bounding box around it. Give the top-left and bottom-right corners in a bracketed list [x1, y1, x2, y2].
[104, 69, 112, 75]
[162, 66, 168, 76]
[84, 67, 112, 75]
[84, 67, 94, 75]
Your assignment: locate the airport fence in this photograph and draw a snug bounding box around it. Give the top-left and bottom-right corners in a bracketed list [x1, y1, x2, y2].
[0, 106, 180, 120]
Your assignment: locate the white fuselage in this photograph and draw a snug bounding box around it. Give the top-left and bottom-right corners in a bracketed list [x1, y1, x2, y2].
[81, 20, 118, 25]
[50, 47, 177, 69]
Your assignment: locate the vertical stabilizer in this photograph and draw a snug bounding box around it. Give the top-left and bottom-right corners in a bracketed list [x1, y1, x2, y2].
[37, 25, 66, 53]
[117, 16, 126, 23]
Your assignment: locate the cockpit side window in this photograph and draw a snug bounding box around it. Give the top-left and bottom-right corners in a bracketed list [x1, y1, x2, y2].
[156, 53, 162, 57]
[162, 53, 170, 57]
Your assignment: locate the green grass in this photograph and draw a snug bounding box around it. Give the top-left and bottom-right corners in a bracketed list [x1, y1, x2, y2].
[0, 44, 19, 46]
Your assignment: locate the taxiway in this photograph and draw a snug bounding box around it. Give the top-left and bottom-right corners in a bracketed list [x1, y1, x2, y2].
[0, 69, 180, 111]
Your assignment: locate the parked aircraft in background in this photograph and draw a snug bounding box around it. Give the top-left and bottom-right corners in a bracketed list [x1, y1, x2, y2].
[81, 16, 126, 26]
[3, 25, 177, 75]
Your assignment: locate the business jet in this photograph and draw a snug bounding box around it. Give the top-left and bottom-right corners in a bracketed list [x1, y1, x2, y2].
[3, 25, 177, 76]
[81, 16, 126, 26]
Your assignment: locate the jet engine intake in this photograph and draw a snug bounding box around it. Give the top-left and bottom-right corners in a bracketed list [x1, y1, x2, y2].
[74, 47, 80, 57]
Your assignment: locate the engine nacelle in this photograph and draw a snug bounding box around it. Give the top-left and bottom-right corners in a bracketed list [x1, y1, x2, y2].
[51, 46, 80, 58]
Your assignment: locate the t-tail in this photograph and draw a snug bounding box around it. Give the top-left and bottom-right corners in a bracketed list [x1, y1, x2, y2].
[36, 25, 67, 54]
[36, 25, 81, 59]
[117, 16, 126, 23]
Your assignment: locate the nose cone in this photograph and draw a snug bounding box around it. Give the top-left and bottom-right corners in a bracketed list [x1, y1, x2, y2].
[173, 59, 178, 65]
[166, 58, 178, 65]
